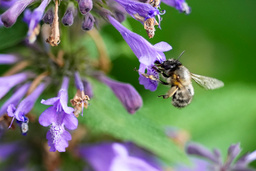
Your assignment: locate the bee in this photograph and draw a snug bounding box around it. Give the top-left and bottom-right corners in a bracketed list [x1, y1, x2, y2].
[138, 52, 224, 108]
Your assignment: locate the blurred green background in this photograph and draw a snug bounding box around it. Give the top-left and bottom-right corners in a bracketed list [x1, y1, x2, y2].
[100, 0, 256, 157]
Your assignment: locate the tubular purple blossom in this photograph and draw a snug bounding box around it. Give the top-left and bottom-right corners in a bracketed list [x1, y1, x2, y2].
[39, 77, 78, 152]
[0, 72, 34, 99]
[23, 0, 50, 43]
[0, 0, 17, 8]
[185, 143, 256, 171]
[95, 73, 143, 114]
[108, 15, 171, 67]
[162, 0, 191, 14]
[108, 15, 171, 90]
[0, 54, 19, 64]
[62, 2, 76, 26]
[74, 71, 84, 91]
[7, 82, 47, 122]
[78, 0, 93, 15]
[0, 0, 35, 27]
[82, 79, 93, 98]
[114, 0, 159, 21]
[0, 82, 31, 117]
[79, 142, 161, 171]
[82, 13, 95, 31]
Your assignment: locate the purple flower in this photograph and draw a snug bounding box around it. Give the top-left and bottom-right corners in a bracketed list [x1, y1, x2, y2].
[79, 142, 162, 171]
[162, 0, 191, 14]
[114, 0, 159, 21]
[39, 77, 78, 152]
[0, 82, 31, 117]
[108, 15, 171, 90]
[23, 0, 50, 43]
[108, 15, 171, 67]
[0, 72, 34, 99]
[0, 0, 35, 27]
[0, 0, 17, 8]
[185, 143, 256, 171]
[95, 73, 142, 114]
[7, 82, 47, 122]
[0, 54, 19, 64]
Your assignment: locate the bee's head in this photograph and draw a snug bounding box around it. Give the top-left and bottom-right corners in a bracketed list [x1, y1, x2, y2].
[158, 58, 182, 71]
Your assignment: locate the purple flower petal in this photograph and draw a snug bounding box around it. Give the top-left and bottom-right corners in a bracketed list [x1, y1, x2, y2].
[0, 54, 19, 64]
[82, 79, 93, 98]
[0, 72, 34, 99]
[114, 0, 159, 20]
[108, 15, 170, 67]
[162, 0, 191, 14]
[79, 142, 161, 171]
[46, 125, 72, 152]
[39, 106, 57, 127]
[0, 83, 30, 117]
[96, 73, 143, 114]
[23, 0, 50, 43]
[186, 143, 219, 164]
[7, 82, 47, 122]
[1, 0, 35, 27]
[139, 64, 159, 91]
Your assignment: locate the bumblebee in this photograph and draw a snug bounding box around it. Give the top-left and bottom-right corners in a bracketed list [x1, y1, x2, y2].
[139, 54, 224, 108]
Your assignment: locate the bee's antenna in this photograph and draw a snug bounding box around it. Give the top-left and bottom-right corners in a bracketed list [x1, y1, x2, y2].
[177, 50, 185, 60]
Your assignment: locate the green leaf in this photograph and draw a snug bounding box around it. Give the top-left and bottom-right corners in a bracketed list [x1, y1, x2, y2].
[80, 79, 188, 164]
[0, 19, 27, 51]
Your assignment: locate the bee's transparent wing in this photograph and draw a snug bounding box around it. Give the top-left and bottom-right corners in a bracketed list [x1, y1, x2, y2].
[191, 73, 224, 90]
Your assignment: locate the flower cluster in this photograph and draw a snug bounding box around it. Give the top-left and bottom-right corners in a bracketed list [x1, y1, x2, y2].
[174, 143, 256, 171]
[0, 47, 143, 152]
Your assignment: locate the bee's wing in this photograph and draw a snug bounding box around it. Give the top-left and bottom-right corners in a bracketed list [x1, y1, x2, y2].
[191, 73, 224, 90]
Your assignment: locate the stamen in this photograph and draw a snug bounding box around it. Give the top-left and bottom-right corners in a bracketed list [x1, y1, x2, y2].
[3, 61, 30, 76]
[26, 71, 49, 95]
[46, 0, 60, 46]
[149, 0, 160, 8]
[144, 18, 158, 39]
[70, 90, 90, 117]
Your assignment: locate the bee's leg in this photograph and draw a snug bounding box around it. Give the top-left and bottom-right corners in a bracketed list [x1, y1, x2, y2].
[158, 86, 178, 99]
[134, 68, 169, 85]
[152, 66, 169, 78]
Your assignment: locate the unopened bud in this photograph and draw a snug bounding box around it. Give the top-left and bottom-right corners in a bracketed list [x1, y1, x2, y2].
[81, 13, 95, 31]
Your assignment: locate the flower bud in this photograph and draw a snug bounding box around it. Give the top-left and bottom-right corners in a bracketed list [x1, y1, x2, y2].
[81, 13, 95, 31]
[43, 8, 54, 24]
[62, 3, 76, 26]
[78, 0, 93, 15]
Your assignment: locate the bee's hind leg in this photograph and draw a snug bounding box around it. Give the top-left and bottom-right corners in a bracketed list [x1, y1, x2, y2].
[158, 86, 178, 99]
